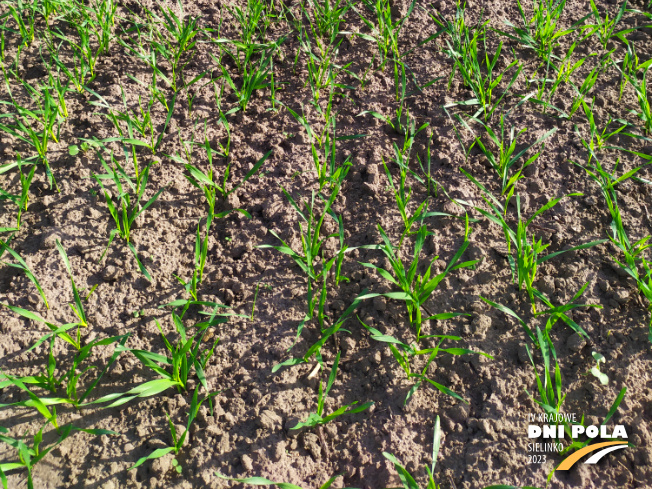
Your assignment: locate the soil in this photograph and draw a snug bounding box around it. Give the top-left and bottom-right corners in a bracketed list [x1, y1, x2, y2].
[1, 0, 652, 488]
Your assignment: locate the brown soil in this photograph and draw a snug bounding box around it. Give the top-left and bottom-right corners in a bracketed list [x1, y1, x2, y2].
[1, 0, 652, 488]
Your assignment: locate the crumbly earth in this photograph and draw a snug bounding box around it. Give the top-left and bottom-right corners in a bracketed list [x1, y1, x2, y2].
[1, 0, 651, 488]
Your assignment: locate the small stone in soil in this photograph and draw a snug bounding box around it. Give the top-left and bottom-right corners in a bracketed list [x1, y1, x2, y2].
[271, 441, 286, 462]
[42, 232, 60, 248]
[447, 404, 470, 424]
[240, 454, 254, 471]
[102, 265, 118, 282]
[302, 433, 322, 460]
[341, 336, 356, 356]
[257, 410, 283, 431]
[472, 315, 492, 338]
[567, 333, 586, 352]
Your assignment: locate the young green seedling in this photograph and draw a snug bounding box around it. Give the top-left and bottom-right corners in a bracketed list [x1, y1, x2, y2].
[106, 85, 156, 152]
[0, 372, 60, 429]
[351, 0, 417, 72]
[129, 387, 218, 473]
[524, 42, 586, 115]
[6, 1, 35, 48]
[414, 138, 446, 199]
[526, 329, 566, 436]
[481, 280, 598, 349]
[572, 149, 652, 341]
[442, 25, 521, 121]
[380, 117, 433, 247]
[305, 0, 349, 43]
[182, 144, 266, 300]
[281, 100, 362, 189]
[579, 0, 628, 49]
[568, 50, 613, 117]
[524, 326, 628, 476]
[469, 114, 557, 196]
[41, 62, 71, 120]
[0, 423, 117, 489]
[298, 26, 353, 108]
[0, 75, 63, 190]
[0, 424, 53, 489]
[360, 222, 477, 339]
[0, 238, 107, 349]
[357, 59, 424, 134]
[0, 155, 35, 231]
[119, 0, 203, 94]
[115, 21, 177, 100]
[185, 147, 271, 214]
[87, 0, 117, 55]
[250, 282, 272, 320]
[92, 150, 167, 280]
[49, 10, 110, 91]
[312, 117, 355, 189]
[383, 416, 442, 489]
[259, 182, 349, 330]
[292, 352, 373, 430]
[207, 109, 233, 160]
[428, 0, 483, 88]
[496, 0, 575, 60]
[215, 37, 285, 113]
[0, 295, 85, 351]
[464, 170, 605, 313]
[575, 99, 628, 159]
[174, 215, 225, 304]
[572, 146, 648, 224]
[0, 322, 128, 438]
[88, 306, 228, 406]
[85, 81, 176, 156]
[154, 1, 201, 89]
[1, 331, 129, 413]
[615, 43, 652, 100]
[617, 60, 652, 134]
[272, 292, 367, 371]
[227, 0, 272, 49]
[360, 319, 492, 404]
[54, 239, 88, 328]
[588, 351, 608, 385]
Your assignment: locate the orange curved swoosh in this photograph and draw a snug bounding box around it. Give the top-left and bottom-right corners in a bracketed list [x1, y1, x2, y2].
[557, 441, 628, 470]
